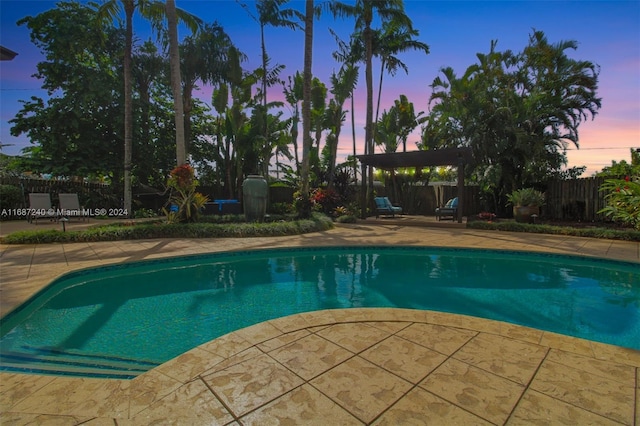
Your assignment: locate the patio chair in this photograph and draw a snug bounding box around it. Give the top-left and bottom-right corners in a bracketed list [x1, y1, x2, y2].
[435, 197, 458, 221]
[375, 196, 403, 218]
[28, 193, 57, 224]
[59, 193, 89, 221]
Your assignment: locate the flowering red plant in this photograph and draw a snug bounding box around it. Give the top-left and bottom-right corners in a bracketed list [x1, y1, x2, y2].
[169, 164, 195, 190]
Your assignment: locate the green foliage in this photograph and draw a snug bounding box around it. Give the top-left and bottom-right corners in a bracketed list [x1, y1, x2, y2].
[466, 220, 640, 242]
[165, 164, 209, 223]
[311, 187, 341, 216]
[598, 176, 640, 230]
[1, 213, 333, 244]
[424, 30, 601, 212]
[597, 148, 640, 179]
[293, 190, 313, 219]
[11, 2, 126, 179]
[0, 185, 23, 211]
[133, 208, 158, 219]
[506, 188, 546, 207]
[269, 202, 293, 215]
[335, 214, 357, 223]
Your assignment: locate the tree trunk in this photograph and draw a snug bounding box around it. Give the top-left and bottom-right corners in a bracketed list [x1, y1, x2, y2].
[300, 0, 313, 201]
[166, 0, 186, 165]
[183, 80, 193, 156]
[123, 1, 134, 217]
[374, 59, 386, 154]
[363, 25, 374, 218]
[351, 95, 356, 182]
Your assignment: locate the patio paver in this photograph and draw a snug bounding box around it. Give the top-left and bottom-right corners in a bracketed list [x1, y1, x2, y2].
[1, 218, 638, 424]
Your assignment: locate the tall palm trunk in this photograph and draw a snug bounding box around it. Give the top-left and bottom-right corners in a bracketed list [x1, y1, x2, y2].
[261, 25, 269, 165]
[123, 1, 133, 217]
[363, 24, 374, 218]
[300, 0, 313, 200]
[374, 58, 386, 153]
[166, 0, 186, 165]
[351, 95, 357, 181]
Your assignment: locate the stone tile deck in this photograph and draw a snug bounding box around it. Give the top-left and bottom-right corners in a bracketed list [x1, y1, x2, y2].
[1, 217, 638, 424]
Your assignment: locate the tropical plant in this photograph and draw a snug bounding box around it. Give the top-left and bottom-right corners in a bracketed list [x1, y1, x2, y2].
[326, 63, 359, 189]
[164, 164, 209, 223]
[506, 188, 546, 207]
[598, 176, 640, 230]
[425, 30, 601, 214]
[180, 23, 235, 153]
[330, 29, 363, 182]
[239, 0, 301, 162]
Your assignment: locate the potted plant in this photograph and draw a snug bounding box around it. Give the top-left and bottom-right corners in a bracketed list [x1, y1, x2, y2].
[506, 188, 545, 223]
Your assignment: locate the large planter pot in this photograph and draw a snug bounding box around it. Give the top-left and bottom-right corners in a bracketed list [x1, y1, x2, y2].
[513, 205, 540, 224]
[242, 175, 268, 222]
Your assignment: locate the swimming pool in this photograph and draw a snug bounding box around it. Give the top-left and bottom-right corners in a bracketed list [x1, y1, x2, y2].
[1, 246, 638, 378]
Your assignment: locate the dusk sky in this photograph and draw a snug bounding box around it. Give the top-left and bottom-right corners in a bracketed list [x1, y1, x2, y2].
[1, 0, 639, 176]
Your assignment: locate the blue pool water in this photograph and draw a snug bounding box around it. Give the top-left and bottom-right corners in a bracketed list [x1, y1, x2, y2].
[1, 246, 639, 379]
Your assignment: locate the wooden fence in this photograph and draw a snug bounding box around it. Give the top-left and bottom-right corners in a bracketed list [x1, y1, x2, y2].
[1, 176, 614, 222]
[0, 176, 116, 211]
[544, 177, 609, 222]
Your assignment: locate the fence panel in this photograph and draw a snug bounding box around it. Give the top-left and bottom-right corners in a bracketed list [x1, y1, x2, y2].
[544, 177, 608, 222]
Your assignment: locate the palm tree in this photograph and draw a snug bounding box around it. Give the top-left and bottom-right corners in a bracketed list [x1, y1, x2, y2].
[326, 63, 358, 188]
[330, 0, 412, 218]
[180, 23, 235, 155]
[300, 0, 314, 204]
[240, 0, 301, 168]
[331, 29, 362, 183]
[96, 0, 199, 215]
[283, 72, 303, 171]
[165, 0, 186, 166]
[372, 20, 429, 149]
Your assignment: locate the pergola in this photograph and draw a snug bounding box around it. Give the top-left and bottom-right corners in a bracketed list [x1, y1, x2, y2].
[356, 147, 473, 223]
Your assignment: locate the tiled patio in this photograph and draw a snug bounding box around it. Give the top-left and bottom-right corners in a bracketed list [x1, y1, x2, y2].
[1, 217, 639, 424]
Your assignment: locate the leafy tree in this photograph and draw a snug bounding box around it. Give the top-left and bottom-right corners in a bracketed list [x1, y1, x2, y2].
[424, 30, 601, 213]
[11, 2, 125, 180]
[132, 40, 172, 186]
[598, 148, 640, 178]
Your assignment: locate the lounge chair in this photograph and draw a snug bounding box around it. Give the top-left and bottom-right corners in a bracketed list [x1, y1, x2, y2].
[435, 197, 458, 221]
[28, 193, 57, 224]
[59, 193, 89, 221]
[375, 196, 403, 218]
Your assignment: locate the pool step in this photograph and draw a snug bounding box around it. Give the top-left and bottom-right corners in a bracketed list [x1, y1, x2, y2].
[0, 346, 160, 379]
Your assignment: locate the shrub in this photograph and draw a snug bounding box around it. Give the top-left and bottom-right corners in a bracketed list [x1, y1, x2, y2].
[0, 185, 23, 218]
[335, 215, 357, 223]
[598, 176, 640, 230]
[0, 213, 334, 244]
[270, 202, 293, 215]
[506, 188, 546, 207]
[466, 220, 640, 241]
[164, 164, 209, 223]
